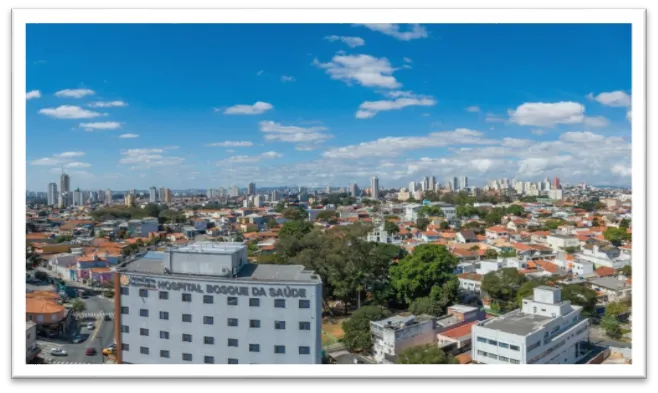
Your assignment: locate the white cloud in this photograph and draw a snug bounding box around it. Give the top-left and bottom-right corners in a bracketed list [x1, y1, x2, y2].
[64, 162, 91, 168]
[26, 90, 41, 100]
[54, 88, 95, 98]
[295, 145, 316, 151]
[88, 100, 128, 108]
[55, 151, 85, 158]
[30, 157, 61, 166]
[403, 57, 413, 63]
[80, 121, 121, 131]
[218, 151, 283, 164]
[465, 106, 480, 113]
[222, 101, 273, 115]
[120, 147, 184, 168]
[322, 129, 496, 159]
[611, 164, 632, 177]
[30, 151, 88, 167]
[356, 23, 428, 41]
[206, 141, 254, 147]
[588, 91, 631, 107]
[313, 54, 401, 89]
[39, 105, 105, 119]
[508, 101, 585, 127]
[281, 75, 296, 82]
[259, 120, 332, 144]
[627, 110, 632, 123]
[119, 133, 139, 138]
[583, 116, 610, 128]
[325, 35, 365, 48]
[531, 129, 546, 135]
[559, 131, 605, 143]
[485, 113, 506, 123]
[356, 93, 436, 119]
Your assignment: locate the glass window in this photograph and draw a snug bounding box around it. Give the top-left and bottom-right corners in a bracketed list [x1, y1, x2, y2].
[228, 358, 238, 364]
[182, 353, 192, 362]
[299, 322, 311, 330]
[140, 328, 149, 336]
[228, 338, 238, 347]
[228, 297, 238, 306]
[159, 291, 168, 300]
[159, 311, 169, 320]
[121, 306, 129, 314]
[122, 343, 129, 351]
[274, 321, 286, 330]
[120, 287, 129, 295]
[477, 337, 487, 343]
[487, 339, 497, 346]
[249, 298, 260, 307]
[160, 331, 169, 339]
[121, 325, 129, 333]
[182, 293, 192, 302]
[510, 359, 520, 364]
[510, 345, 520, 351]
[274, 299, 285, 308]
[203, 295, 214, 304]
[299, 346, 311, 355]
[140, 347, 149, 355]
[160, 350, 170, 358]
[204, 356, 214, 364]
[182, 334, 192, 343]
[499, 356, 509, 362]
[204, 336, 214, 345]
[182, 314, 192, 322]
[228, 318, 238, 327]
[139, 309, 149, 317]
[139, 288, 149, 297]
[203, 316, 214, 325]
[249, 320, 260, 328]
[299, 299, 310, 309]
[274, 345, 285, 354]
[249, 344, 260, 352]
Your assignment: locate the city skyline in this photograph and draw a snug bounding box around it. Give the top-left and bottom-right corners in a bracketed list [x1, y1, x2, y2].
[27, 24, 631, 191]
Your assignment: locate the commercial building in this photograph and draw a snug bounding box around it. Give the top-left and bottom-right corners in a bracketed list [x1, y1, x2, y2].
[73, 189, 83, 206]
[125, 193, 135, 207]
[350, 183, 359, 198]
[150, 186, 158, 203]
[472, 286, 590, 365]
[164, 188, 172, 204]
[247, 182, 256, 196]
[47, 182, 58, 206]
[105, 189, 113, 205]
[114, 242, 323, 364]
[370, 176, 380, 199]
[460, 176, 468, 190]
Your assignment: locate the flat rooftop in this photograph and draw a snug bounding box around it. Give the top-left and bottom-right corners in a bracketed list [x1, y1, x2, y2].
[121, 253, 321, 284]
[478, 309, 552, 336]
[373, 314, 434, 330]
[171, 242, 245, 254]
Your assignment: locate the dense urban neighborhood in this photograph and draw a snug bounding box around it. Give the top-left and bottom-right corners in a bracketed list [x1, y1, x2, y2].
[25, 175, 633, 365]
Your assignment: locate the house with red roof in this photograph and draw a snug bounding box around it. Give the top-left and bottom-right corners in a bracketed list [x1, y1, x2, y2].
[437, 320, 481, 355]
[485, 226, 509, 243]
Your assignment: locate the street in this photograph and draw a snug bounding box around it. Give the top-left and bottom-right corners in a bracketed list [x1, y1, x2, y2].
[38, 293, 116, 365]
[588, 325, 633, 349]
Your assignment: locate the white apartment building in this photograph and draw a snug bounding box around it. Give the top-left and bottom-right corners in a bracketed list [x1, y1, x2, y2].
[571, 260, 594, 277]
[546, 234, 580, 251]
[115, 242, 323, 365]
[472, 286, 590, 365]
[366, 219, 402, 245]
[26, 321, 40, 362]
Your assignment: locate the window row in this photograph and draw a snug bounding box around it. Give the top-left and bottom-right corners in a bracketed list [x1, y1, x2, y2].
[123, 329, 312, 343]
[477, 350, 520, 364]
[476, 336, 520, 351]
[123, 343, 311, 357]
[125, 288, 311, 309]
[121, 320, 311, 331]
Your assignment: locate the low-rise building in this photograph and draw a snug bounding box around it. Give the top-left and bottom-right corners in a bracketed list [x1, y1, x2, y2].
[458, 272, 483, 295]
[546, 234, 580, 252]
[472, 286, 590, 365]
[587, 276, 632, 304]
[26, 321, 40, 362]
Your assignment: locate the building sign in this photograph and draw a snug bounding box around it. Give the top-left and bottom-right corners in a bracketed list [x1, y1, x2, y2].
[121, 275, 307, 298]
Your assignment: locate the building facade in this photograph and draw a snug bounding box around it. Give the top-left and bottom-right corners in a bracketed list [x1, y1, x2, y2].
[150, 186, 158, 203]
[114, 242, 323, 365]
[472, 286, 590, 365]
[371, 176, 380, 199]
[47, 182, 58, 206]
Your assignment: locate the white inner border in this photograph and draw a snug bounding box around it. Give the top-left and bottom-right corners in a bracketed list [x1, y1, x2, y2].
[12, 8, 646, 379]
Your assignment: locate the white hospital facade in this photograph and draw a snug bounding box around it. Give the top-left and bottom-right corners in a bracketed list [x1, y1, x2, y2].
[114, 242, 323, 364]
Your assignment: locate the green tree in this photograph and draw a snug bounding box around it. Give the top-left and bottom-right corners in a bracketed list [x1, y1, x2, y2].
[439, 221, 450, 230]
[544, 219, 565, 230]
[417, 205, 443, 218]
[396, 344, 459, 364]
[604, 301, 629, 319]
[499, 250, 517, 258]
[604, 227, 631, 246]
[282, 207, 308, 221]
[279, 220, 314, 239]
[484, 210, 504, 225]
[71, 299, 86, 313]
[619, 218, 630, 229]
[416, 217, 430, 231]
[483, 249, 498, 260]
[341, 306, 391, 352]
[481, 268, 527, 309]
[389, 244, 459, 304]
[456, 204, 479, 218]
[621, 265, 632, 277]
[561, 284, 598, 317]
[315, 210, 338, 222]
[384, 221, 400, 235]
[516, 280, 542, 306]
[592, 217, 601, 227]
[506, 204, 525, 216]
[274, 202, 286, 213]
[267, 218, 278, 229]
[601, 315, 622, 339]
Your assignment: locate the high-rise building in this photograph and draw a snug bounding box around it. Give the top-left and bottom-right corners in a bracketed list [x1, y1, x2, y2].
[130, 189, 136, 197]
[422, 176, 430, 191]
[553, 177, 561, 190]
[231, 185, 239, 198]
[350, 183, 359, 198]
[73, 188, 83, 206]
[271, 189, 281, 202]
[58, 172, 71, 208]
[452, 177, 459, 191]
[206, 189, 213, 199]
[428, 176, 436, 192]
[114, 242, 323, 365]
[105, 189, 113, 205]
[460, 176, 469, 190]
[408, 182, 417, 193]
[325, 185, 331, 194]
[158, 187, 165, 202]
[125, 193, 135, 207]
[248, 182, 256, 196]
[97, 189, 105, 202]
[47, 183, 58, 206]
[254, 195, 263, 207]
[150, 186, 157, 203]
[164, 188, 172, 204]
[371, 176, 380, 199]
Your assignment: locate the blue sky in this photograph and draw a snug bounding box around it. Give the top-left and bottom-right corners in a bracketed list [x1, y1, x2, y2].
[26, 23, 632, 191]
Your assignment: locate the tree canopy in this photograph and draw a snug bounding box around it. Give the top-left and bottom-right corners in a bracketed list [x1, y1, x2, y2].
[341, 306, 390, 352]
[506, 204, 526, 216]
[482, 268, 527, 311]
[483, 249, 498, 260]
[384, 221, 400, 235]
[315, 210, 338, 222]
[396, 344, 459, 364]
[282, 206, 308, 221]
[560, 284, 598, 317]
[604, 227, 631, 246]
[417, 205, 443, 218]
[416, 217, 430, 231]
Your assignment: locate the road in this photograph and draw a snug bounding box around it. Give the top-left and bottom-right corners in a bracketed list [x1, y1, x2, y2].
[39, 293, 116, 365]
[588, 325, 633, 349]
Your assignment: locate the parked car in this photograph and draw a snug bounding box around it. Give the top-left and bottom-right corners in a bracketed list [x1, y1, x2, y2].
[71, 335, 85, 344]
[50, 348, 67, 356]
[86, 322, 95, 330]
[85, 347, 96, 356]
[104, 314, 111, 321]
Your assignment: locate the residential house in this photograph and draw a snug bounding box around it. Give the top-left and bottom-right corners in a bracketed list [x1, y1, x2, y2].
[458, 272, 483, 295]
[530, 231, 551, 244]
[485, 226, 509, 243]
[546, 234, 580, 252]
[587, 276, 632, 304]
[366, 219, 403, 245]
[451, 248, 481, 263]
[421, 230, 442, 243]
[594, 266, 616, 278]
[578, 244, 629, 269]
[571, 259, 594, 277]
[437, 320, 481, 356]
[456, 230, 478, 244]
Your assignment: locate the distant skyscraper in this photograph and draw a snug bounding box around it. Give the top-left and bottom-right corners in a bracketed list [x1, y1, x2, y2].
[158, 187, 165, 201]
[452, 177, 459, 191]
[350, 183, 359, 197]
[105, 189, 112, 205]
[553, 176, 561, 190]
[428, 176, 436, 192]
[231, 185, 239, 198]
[125, 193, 135, 207]
[422, 176, 430, 191]
[130, 189, 136, 197]
[164, 188, 172, 204]
[248, 182, 256, 196]
[206, 188, 213, 199]
[325, 185, 331, 194]
[371, 176, 380, 199]
[72, 189, 83, 206]
[150, 186, 157, 203]
[460, 176, 468, 190]
[60, 172, 70, 194]
[409, 181, 417, 193]
[47, 183, 58, 206]
[97, 189, 105, 202]
[271, 189, 281, 202]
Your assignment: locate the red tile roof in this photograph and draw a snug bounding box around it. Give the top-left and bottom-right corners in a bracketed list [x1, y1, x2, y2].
[595, 266, 616, 277]
[440, 321, 479, 339]
[457, 272, 483, 281]
[486, 226, 508, 233]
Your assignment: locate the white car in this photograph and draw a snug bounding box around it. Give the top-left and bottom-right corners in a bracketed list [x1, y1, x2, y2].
[50, 348, 67, 356]
[86, 322, 95, 330]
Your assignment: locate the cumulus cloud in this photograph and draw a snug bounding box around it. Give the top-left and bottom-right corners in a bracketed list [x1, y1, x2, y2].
[259, 120, 333, 144]
[281, 75, 296, 82]
[119, 133, 139, 138]
[403, 57, 413, 63]
[356, 23, 428, 41]
[55, 151, 85, 158]
[206, 141, 254, 147]
[222, 101, 273, 115]
[64, 162, 92, 168]
[583, 116, 610, 128]
[54, 88, 95, 98]
[588, 91, 631, 107]
[325, 35, 365, 48]
[559, 131, 605, 143]
[80, 121, 121, 131]
[120, 147, 184, 168]
[508, 101, 585, 127]
[39, 105, 105, 119]
[88, 100, 128, 108]
[218, 151, 283, 164]
[531, 129, 546, 135]
[30, 151, 88, 167]
[465, 106, 480, 113]
[313, 54, 401, 89]
[485, 113, 506, 123]
[26, 90, 41, 100]
[356, 93, 437, 119]
[611, 164, 632, 177]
